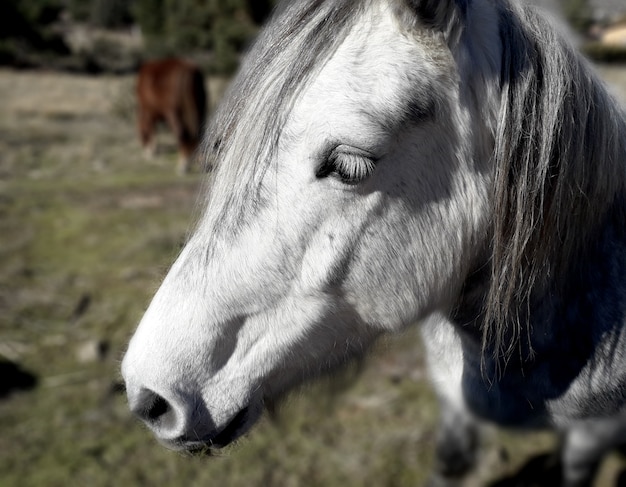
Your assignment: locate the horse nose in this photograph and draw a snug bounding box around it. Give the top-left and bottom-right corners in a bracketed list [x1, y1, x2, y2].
[129, 388, 178, 432]
[125, 383, 220, 448]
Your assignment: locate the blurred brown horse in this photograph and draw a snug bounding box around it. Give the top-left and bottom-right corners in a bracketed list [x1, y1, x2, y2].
[136, 58, 207, 174]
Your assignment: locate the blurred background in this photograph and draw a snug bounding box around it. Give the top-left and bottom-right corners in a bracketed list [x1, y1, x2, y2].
[0, 1, 625, 486]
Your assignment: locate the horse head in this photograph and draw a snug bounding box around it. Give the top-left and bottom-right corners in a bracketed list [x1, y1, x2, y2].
[122, 0, 514, 451]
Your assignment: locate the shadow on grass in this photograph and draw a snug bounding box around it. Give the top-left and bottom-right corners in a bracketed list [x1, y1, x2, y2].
[0, 359, 37, 398]
[489, 452, 561, 487]
[489, 450, 626, 487]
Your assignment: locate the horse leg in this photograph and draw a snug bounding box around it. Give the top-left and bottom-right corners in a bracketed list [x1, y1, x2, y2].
[165, 111, 191, 174]
[421, 316, 480, 485]
[560, 413, 626, 487]
[138, 106, 157, 159]
[177, 140, 195, 175]
[432, 397, 480, 483]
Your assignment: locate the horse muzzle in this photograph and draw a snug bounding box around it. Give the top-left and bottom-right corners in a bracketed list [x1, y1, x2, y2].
[125, 384, 259, 451]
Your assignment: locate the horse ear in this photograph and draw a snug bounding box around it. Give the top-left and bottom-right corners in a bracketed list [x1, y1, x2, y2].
[409, 0, 470, 39]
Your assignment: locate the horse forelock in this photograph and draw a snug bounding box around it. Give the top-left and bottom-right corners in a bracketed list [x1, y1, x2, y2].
[199, 0, 474, 233]
[483, 0, 626, 362]
[198, 0, 369, 238]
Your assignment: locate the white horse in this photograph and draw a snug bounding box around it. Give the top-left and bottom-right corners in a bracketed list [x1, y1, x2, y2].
[122, 0, 626, 485]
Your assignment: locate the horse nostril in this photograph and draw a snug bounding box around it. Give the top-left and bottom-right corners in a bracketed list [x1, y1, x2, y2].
[146, 394, 170, 422]
[133, 388, 172, 425]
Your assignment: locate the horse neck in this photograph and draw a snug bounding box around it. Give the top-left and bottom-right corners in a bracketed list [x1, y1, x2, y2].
[552, 194, 626, 326]
[454, 192, 626, 367]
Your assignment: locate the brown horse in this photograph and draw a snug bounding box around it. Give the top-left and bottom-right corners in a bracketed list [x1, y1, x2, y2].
[136, 58, 208, 174]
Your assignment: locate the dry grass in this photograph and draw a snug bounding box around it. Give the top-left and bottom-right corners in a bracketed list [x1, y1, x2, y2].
[0, 65, 626, 487]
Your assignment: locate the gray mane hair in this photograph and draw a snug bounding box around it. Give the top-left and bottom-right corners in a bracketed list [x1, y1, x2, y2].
[200, 0, 367, 235]
[484, 0, 626, 360]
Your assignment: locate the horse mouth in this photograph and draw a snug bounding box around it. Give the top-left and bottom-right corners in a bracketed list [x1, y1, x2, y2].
[171, 406, 256, 454]
[210, 406, 253, 448]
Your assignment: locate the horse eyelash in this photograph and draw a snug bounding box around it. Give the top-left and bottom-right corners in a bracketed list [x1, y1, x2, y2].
[316, 146, 377, 184]
[330, 152, 376, 184]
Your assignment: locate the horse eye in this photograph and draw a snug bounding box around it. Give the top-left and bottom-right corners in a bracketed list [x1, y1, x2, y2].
[316, 145, 377, 185]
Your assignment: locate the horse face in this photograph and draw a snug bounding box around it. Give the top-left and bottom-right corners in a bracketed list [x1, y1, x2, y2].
[122, 2, 494, 451]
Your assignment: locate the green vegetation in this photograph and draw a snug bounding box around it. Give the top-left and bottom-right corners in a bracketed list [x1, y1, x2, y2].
[0, 0, 69, 66]
[134, 0, 252, 74]
[2, 0, 624, 75]
[0, 0, 280, 75]
[133, 0, 281, 73]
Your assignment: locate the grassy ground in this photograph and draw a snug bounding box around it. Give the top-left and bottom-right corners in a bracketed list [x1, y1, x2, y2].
[0, 67, 625, 487]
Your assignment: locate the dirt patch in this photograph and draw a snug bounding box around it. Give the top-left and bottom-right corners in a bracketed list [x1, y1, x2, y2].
[79, 180, 202, 212]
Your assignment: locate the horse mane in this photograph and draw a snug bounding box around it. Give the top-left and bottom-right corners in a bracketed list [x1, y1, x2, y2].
[483, 0, 626, 360]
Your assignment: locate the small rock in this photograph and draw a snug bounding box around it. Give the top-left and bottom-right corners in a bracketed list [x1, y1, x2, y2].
[76, 339, 109, 363]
